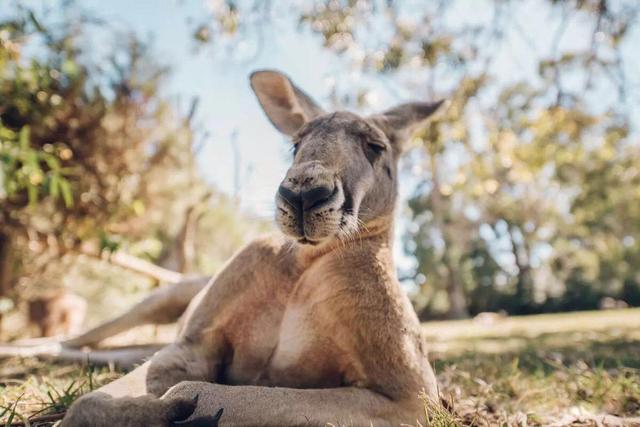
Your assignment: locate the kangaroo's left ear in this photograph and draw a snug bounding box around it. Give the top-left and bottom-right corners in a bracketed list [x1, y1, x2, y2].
[369, 100, 446, 153]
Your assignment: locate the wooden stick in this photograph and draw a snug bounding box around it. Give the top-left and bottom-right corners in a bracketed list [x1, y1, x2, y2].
[77, 248, 183, 284]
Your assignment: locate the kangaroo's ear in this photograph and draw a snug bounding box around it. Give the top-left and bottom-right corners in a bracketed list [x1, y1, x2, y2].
[250, 70, 325, 136]
[370, 100, 445, 153]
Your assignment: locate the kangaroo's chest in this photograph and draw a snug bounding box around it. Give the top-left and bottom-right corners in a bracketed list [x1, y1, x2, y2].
[222, 267, 350, 388]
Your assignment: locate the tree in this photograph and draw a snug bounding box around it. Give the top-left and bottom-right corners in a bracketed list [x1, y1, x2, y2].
[0, 3, 261, 310]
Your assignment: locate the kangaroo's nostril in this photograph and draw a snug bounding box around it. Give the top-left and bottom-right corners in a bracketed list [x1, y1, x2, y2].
[301, 185, 334, 211]
[278, 185, 302, 211]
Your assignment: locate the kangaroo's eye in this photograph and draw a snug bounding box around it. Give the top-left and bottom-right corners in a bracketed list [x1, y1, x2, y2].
[367, 141, 386, 154]
[366, 139, 387, 156]
[363, 139, 387, 164]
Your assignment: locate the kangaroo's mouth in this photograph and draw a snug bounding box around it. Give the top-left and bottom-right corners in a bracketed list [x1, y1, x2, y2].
[297, 237, 320, 245]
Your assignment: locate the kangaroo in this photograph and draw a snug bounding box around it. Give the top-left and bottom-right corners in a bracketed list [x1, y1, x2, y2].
[59, 70, 444, 427]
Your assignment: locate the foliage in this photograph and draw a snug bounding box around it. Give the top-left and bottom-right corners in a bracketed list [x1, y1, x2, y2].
[0, 7, 188, 247]
[0, 3, 265, 310]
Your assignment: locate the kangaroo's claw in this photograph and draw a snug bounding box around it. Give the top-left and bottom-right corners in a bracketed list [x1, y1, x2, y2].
[172, 408, 223, 427]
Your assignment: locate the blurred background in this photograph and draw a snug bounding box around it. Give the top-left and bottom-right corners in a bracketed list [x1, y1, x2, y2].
[1, 0, 640, 423]
[1, 0, 639, 330]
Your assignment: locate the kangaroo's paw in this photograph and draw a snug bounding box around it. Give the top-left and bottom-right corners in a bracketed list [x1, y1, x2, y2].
[61, 392, 204, 427]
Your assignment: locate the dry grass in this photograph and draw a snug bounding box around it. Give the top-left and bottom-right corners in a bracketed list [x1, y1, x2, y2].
[0, 358, 120, 426]
[427, 309, 640, 426]
[1, 308, 639, 426]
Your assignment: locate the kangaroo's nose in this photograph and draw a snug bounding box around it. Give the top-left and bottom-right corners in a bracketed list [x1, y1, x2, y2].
[301, 185, 333, 210]
[278, 184, 334, 212]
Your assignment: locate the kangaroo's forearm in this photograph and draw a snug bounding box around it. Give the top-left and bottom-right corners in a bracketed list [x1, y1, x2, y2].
[164, 381, 415, 427]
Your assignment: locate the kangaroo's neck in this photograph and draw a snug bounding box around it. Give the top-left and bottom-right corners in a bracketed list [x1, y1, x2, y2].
[294, 215, 395, 268]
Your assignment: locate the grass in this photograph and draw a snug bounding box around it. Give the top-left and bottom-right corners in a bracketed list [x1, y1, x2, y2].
[425, 308, 640, 426]
[0, 358, 120, 426]
[1, 308, 639, 426]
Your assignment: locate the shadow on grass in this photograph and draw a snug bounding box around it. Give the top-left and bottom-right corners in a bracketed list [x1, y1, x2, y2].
[433, 334, 640, 373]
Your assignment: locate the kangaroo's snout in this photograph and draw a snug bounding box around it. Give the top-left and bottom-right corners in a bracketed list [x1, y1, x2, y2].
[275, 161, 346, 242]
[278, 162, 336, 213]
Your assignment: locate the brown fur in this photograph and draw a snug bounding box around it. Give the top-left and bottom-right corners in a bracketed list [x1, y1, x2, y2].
[60, 70, 444, 427]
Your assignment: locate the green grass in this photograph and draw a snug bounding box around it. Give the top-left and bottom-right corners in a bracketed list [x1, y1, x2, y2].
[1, 309, 639, 426]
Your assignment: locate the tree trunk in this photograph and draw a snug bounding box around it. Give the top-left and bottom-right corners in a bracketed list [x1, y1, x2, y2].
[444, 258, 470, 319]
[0, 232, 15, 298]
[428, 153, 470, 319]
[508, 224, 534, 311]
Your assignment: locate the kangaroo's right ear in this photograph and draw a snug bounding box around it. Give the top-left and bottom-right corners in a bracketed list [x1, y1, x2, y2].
[250, 70, 325, 136]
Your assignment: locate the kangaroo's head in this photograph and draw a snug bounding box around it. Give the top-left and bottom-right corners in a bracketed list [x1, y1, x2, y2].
[250, 70, 443, 246]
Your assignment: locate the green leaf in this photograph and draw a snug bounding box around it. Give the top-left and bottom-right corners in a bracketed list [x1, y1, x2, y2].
[44, 154, 61, 171]
[49, 173, 60, 199]
[62, 59, 78, 78]
[0, 127, 16, 140]
[26, 151, 38, 168]
[59, 178, 73, 208]
[18, 126, 30, 150]
[27, 183, 37, 206]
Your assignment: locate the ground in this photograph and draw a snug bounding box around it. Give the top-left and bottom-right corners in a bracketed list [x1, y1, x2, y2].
[1, 309, 639, 426]
[424, 308, 640, 426]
